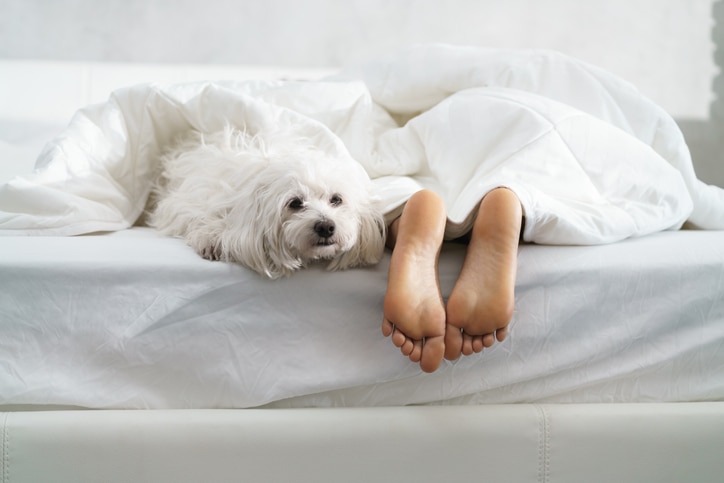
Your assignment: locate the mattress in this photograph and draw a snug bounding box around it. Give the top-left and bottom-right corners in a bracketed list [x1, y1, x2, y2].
[2, 226, 723, 409]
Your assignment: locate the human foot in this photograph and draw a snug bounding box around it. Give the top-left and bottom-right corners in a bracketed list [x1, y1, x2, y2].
[382, 190, 447, 373]
[444, 188, 522, 360]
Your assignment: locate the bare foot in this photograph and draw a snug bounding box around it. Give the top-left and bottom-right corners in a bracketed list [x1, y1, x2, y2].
[444, 188, 522, 361]
[382, 190, 447, 373]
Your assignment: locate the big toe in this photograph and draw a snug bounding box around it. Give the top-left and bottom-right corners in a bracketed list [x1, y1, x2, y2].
[443, 325, 463, 361]
[420, 335, 445, 373]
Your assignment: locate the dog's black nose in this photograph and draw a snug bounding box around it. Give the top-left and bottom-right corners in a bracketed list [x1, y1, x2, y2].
[314, 220, 335, 238]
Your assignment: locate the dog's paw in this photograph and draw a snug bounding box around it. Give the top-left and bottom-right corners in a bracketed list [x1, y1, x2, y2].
[199, 244, 222, 261]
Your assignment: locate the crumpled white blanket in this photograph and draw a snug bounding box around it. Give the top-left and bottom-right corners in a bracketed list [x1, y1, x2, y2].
[1, 44, 723, 243]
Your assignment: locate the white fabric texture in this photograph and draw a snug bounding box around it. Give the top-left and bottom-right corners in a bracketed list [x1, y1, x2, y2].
[2, 228, 723, 409]
[1, 44, 722, 241]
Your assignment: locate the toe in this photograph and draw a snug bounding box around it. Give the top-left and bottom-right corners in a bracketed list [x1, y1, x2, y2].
[444, 325, 463, 361]
[400, 338, 415, 356]
[382, 318, 394, 337]
[496, 326, 508, 342]
[461, 333, 474, 356]
[482, 333, 496, 348]
[391, 327, 407, 347]
[472, 336, 484, 353]
[409, 340, 423, 363]
[420, 335, 445, 373]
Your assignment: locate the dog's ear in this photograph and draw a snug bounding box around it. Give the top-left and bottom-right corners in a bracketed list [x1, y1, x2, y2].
[223, 184, 311, 279]
[328, 204, 386, 271]
[222, 195, 292, 279]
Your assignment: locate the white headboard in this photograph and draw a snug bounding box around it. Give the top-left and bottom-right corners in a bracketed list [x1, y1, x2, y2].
[1, 0, 721, 185]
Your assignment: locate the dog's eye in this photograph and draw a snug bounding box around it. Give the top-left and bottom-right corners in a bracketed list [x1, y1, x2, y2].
[330, 194, 343, 206]
[287, 197, 304, 210]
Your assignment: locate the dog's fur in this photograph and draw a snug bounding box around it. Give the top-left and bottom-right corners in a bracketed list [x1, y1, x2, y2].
[148, 127, 386, 278]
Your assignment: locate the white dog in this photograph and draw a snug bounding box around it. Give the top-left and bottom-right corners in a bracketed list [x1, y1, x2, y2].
[148, 126, 386, 278]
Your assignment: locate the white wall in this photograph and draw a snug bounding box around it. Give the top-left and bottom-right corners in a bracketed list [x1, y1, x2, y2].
[1, 0, 721, 184]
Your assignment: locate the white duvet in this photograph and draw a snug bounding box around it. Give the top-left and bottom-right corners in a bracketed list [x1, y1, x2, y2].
[1, 44, 723, 241]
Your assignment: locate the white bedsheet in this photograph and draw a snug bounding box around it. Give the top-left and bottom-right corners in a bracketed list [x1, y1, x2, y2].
[1, 228, 723, 409]
[1, 44, 723, 241]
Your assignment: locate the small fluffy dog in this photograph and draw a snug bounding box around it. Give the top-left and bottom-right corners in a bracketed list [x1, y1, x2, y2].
[148, 126, 386, 278]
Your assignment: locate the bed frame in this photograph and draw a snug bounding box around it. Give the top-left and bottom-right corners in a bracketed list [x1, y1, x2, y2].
[2, 2, 723, 482]
[4, 404, 724, 483]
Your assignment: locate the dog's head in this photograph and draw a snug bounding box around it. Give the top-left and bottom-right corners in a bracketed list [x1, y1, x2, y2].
[220, 136, 386, 278]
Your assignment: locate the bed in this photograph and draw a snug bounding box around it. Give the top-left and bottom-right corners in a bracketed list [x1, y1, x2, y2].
[2, 4, 724, 483]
